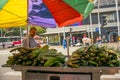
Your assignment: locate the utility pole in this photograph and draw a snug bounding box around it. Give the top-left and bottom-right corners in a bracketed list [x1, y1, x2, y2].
[98, 0, 101, 37]
[115, 0, 120, 43]
[87, 26, 90, 38]
[90, 14, 93, 43]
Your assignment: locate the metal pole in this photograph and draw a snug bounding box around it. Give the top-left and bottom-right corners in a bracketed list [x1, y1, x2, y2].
[58, 33, 61, 45]
[26, 0, 30, 47]
[98, 0, 101, 37]
[90, 14, 93, 43]
[115, 0, 120, 43]
[20, 27, 22, 46]
[63, 27, 69, 56]
[70, 27, 73, 46]
[87, 26, 90, 38]
[57, 26, 61, 45]
[63, 27, 65, 39]
[94, 0, 98, 4]
[26, 25, 30, 47]
[20, 27, 22, 37]
[0, 29, 2, 37]
[66, 36, 69, 57]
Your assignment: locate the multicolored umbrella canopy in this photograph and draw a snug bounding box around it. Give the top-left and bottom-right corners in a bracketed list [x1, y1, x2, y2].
[0, 0, 95, 28]
[0, 0, 8, 11]
[63, 0, 94, 19]
[0, 0, 27, 28]
[29, 0, 83, 28]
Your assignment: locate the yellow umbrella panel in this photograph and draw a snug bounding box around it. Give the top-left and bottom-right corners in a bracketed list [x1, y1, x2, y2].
[0, 0, 27, 28]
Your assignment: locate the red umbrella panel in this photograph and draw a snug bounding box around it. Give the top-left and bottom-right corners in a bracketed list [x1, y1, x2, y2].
[63, 0, 95, 19]
[41, 0, 83, 27]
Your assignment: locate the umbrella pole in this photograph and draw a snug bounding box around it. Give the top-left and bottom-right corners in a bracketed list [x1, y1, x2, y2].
[63, 27, 65, 39]
[62, 36, 70, 68]
[61, 27, 70, 68]
[26, 25, 30, 47]
[26, 0, 29, 48]
[66, 36, 69, 57]
[63, 27, 69, 56]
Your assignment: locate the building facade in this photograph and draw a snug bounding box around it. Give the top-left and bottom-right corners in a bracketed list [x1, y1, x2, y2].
[43, 0, 120, 45]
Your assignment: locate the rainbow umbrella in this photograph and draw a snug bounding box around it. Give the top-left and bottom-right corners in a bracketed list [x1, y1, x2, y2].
[0, 0, 8, 11]
[0, 0, 27, 28]
[0, 0, 95, 28]
[63, 0, 95, 19]
[29, 0, 83, 28]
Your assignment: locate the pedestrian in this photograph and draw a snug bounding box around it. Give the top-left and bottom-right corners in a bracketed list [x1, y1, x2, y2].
[63, 39, 67, 49]
[96, 37, 99, 44]
[98, 36, 102, 45]
[2, 43, 5, 49]
[22, 27, 41, 48]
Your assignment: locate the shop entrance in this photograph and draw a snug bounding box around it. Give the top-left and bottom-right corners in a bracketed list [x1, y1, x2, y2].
[108, 32, 118, 42]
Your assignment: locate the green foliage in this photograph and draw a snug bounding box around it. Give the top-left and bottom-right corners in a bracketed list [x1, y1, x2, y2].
[30, 26, 46, 35]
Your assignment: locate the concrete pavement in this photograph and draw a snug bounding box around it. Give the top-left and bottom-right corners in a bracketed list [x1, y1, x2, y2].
[0, 46, 79, 80]
[0, 51, 21, 80]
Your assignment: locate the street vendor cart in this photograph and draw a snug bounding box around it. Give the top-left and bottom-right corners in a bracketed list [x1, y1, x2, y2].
[3, 45, 120, 80]
[8, 65, 120, 80]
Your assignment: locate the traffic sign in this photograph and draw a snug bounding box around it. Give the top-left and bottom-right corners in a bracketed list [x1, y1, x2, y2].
[95, 27, 99, 32]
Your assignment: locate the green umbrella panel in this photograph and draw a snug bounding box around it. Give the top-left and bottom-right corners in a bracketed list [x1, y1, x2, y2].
[0, 0, 8, 11]
[63, 0, 94, 19]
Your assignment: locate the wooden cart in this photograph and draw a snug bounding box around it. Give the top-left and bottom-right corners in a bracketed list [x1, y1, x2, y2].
[8, 65, 120, 80]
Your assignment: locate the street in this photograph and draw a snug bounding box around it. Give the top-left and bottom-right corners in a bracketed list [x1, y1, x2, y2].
[0, 49, 21, 80]
[0, 44, 120, 80]
[0, 46, 79, 80]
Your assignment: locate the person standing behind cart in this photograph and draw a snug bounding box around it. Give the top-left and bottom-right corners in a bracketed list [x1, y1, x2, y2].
[22, 27, 41, 48]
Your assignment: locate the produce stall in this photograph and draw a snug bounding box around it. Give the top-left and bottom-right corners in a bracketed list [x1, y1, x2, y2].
[10, 65, 120, 80]
[3, 45, 120, 80]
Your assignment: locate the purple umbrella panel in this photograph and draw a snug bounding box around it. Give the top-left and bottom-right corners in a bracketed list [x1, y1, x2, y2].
[28, 0, 57, 28]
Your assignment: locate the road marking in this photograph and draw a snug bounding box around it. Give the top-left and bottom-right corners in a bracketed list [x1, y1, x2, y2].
[0, 50, 10, 54]
[3, 71, 21, 76]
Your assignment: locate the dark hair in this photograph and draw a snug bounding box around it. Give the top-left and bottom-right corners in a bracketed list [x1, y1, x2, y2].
[30, 27, 37, 32]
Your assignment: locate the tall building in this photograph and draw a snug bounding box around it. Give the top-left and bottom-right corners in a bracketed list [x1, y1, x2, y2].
[43, 0, 120, 45]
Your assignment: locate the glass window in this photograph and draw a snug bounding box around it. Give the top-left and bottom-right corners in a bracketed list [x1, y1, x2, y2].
[101, 12, 116, 23]
[106, 12, 116, 23]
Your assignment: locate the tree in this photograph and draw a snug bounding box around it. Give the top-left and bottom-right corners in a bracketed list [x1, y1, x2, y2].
[30, 26, 46, 35]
